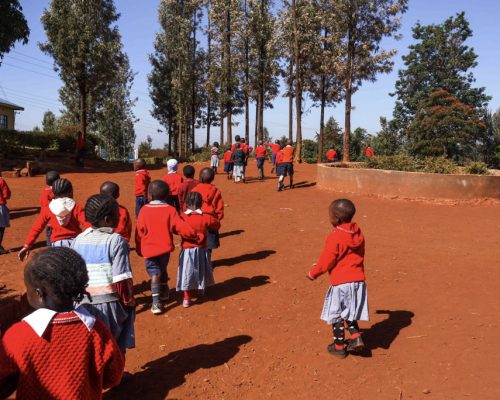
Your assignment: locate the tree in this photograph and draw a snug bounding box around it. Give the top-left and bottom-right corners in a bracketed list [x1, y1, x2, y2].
[335, 0, 408, 162]
[350, 127, 371, 161]
[315, 116, 343, 158]
[138, 135, 153, 157]
[371, 116, 402, 156]
[0, 0, 29, 62]
[42, 111, 58, 135]
[40, 0, 125, 141]
[392, 12, 490, 128]
[406, 90, 487, 162]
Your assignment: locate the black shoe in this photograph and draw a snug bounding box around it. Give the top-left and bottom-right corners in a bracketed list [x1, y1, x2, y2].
[327, 343, 347, 359]
[0, 246, 7, 255]
[346, 336, 365, 352]
[289, 184, 294, 189]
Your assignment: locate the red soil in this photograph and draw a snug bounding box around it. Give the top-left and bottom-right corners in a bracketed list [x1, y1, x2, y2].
[1, 161, 499, 399]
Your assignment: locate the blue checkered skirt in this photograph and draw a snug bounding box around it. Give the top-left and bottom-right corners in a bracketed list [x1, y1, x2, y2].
[320, 281, 369, 324]
[177, 247, 215, 291]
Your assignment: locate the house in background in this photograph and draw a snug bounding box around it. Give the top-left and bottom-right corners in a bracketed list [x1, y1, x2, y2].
[0, 99, 24, 130]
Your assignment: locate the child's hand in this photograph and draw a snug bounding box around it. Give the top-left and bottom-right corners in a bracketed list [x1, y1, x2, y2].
[18, 247, 30, 261]
[306, 272, 314, 281]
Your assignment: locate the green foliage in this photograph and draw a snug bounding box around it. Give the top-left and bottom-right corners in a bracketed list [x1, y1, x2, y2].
[302, 139, 317, 163]
[366, 154, 460, 174]
[464, 161, 490, 175]
[316, 117, 343, 159]
[350, 127, 372, 161]
[371, 117, 402, 156]
[420, 156, 458, 174]
[0, 0, 29, 61]
[42, 111, 58, 135]
[138, 135, 153, 157]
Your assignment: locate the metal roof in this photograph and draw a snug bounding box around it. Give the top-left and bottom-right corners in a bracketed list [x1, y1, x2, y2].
[0, 98, 24, 111]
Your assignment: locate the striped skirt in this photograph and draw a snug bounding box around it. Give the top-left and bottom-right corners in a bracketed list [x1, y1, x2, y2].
[320, 281, 369, 324]
[0, 205, 10, 228]
[177, 247, 215, 291]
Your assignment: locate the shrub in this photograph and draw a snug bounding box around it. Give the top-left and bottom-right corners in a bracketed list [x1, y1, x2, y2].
[366, 155, 461, 174]
[464, 161, 490, 175]
[421, 157, 458, 174]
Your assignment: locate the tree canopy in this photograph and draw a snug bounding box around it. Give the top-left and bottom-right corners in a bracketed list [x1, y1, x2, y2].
[0, 0, 29, 62]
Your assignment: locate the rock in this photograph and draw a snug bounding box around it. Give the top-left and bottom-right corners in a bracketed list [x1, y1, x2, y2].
[422, 389, 431, 394]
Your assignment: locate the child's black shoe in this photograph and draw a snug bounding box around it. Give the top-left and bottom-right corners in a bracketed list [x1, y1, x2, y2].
[346, 336, 365, 352]
[327, 343, 347, 359]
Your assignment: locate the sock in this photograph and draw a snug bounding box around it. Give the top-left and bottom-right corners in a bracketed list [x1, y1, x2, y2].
[151, 283, 161, 305]
[183, 291, 190, 301]
[0, 227, 4, 246]
[347, 320, 361, 339]
[333, 321, 345, 349]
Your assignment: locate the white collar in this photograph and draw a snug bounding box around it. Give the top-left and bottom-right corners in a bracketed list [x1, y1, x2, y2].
[184, 209, 203, 215]
[23, 307, 96, 337]
[149, 200, 167, 205]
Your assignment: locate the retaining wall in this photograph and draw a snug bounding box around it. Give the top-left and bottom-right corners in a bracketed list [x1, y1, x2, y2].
[317, 164, 500, 201]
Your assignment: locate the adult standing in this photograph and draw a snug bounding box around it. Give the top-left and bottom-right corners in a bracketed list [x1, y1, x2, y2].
[255, 140, 268, 180]
[278, 140, 295, 191]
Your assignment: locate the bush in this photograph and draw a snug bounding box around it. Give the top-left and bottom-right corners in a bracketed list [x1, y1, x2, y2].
[464, 161, 490, 175]
[421, 157, 458, 174]
[366, 155, 461, 174]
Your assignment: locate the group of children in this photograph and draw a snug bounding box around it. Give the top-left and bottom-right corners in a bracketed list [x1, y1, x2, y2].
[0, 154, 370, 397]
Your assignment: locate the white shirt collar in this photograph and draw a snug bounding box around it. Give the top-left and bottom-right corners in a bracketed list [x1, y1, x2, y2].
[149, 200, 167, 205]
[23, 306, 96, 337]
[184, 209, 203, 215]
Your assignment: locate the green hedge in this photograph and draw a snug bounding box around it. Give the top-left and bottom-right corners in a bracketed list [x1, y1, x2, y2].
[366, 155, 459, 174]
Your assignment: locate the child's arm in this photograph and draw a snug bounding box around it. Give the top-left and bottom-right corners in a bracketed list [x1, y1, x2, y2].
[111, 236, 135, 306]
[308, 235, 339, 280]
[213, 191, 224, 221]
[172, 212, 202, 243]
[0, 339, 18, 399]
[19, 208, 50, 260]
[76, 205, 91, 230]
[96, 323, 125, 390]
[206, 214, 221, 232]
[134, 213, 144, 256]
[125, 209, 132, 243]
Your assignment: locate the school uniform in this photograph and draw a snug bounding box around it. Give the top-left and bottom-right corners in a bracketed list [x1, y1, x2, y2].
[326, 149, 337, 162]
[191, 183, 224, 251]
[0, 178, 11, 230]
[40, 186, 55, 245]
[116, 204, 132, 243]
[163, 172, 183, 211]
[178, 178, 200, 211]
[231, 149, 246, 178]
[280, 145, 295, 176]
[210, 147, 220, 168]
[134, 169, 151, 217]
[266, 143, 281, 167]
[255, 145, 268, 169]
[223, 150, 234, 173]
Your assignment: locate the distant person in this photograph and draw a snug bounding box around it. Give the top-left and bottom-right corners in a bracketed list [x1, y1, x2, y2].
[255, 140, 268, 180]
[364, 146, 374, 158]
[163, 159, 183, 212]
[240, 138, 251, 179]
[231, 143, 246, 183]
[210, 142, 220, 174]
[178, 165, 200, 211]
[307, 199, 369, 359]
[40, 170, 60, 246]
[0, 247, 124, 399]
[266, 139, 281, 173]
[134, 158, 151, 218]
[230, 135, 243, 152]
[326, 148, 337, 163]
[275, 146, 284, 188]
[223, 147, 234, 180]
[76, 131, 85, 167]
[177, 192, 220, 307]
[0, 176, 11, 255]
[100, 181, 132, 243]
[278, 140, 295, 191]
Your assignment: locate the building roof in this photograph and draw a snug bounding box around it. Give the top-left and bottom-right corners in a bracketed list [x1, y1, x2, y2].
[0, 98, 24, 111]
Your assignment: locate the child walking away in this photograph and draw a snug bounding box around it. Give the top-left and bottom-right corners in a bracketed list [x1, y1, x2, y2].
[255, 140, 268, 180]
[72, 194, 136, 354]
[0, 176, 11, 255]
[134, 158, 151, 218]
[178, 165, 199, 211]
[40, 170, 60, 246]
[163, 159, 183, 212]
[177, 192, 220, 307]
[0, 247, 124, 399]
[275, 147, 284, 190]
[307, 199, 369, 359]
[278, 140, 295, 191]
[266, 139, 281, 173]
[223, 148, 234, 180]
[19, 179, 89, 261]
[210, 142, 220, 174]
[100, 181, 132, 243]
[135, 180, 201, 314]
[231, 143, 246, 183]
[192, 168, 224, 261]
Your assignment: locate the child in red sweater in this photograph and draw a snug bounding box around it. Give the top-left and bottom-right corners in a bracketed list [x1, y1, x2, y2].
[19, 178, 89, 261]
[135, 180, 201, 315]
[178, 165, 199, 211]
[163, 158, 183, 212]
[255, 140, 268, 180]
[0, 247, 124, 399]
[192, 168, 224, 261]
[307, 199, 369, 358]
[0, 177, 11, 255]
[40, 170, 60, 246]
[223, 148, 233, 180]
[100, 181, 132, 243]
[134, 158, 151, 218]
[177, 192, 220, 307]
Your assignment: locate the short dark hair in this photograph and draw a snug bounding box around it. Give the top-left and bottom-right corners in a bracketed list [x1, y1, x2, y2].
[135, 158, 146, 169]
[183, 165, 195, 179]
[185, 191, 202, 210]
[330, 199, 356, 223]
[100, 181, 119, 199]
[46, 171, 60, 186]
[149, 180, 169, 200]
[52, 178, 73, 197]
[25, 247, 89, 304]
[235, 135, 241, 142]
[85, 194, 119, 226]
[213, 142, 219, 147]
[199, 167, 215, 183]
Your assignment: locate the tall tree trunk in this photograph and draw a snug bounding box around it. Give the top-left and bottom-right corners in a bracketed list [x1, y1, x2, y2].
[225, 7, 232, 145]
[258, 88, 264, 142]
[318, 74, 326, 163]
[219, 111, 224, 145]
[206, 5, 212, 147]
[244, 0, 250, 144]
[191, 9, 197, 153]
[343, 27, 355, 163]
[78, 83, 87, 140]
[292, 0, 302, 162]
[168, 121, 172, 154]
[288, 57, 293, 142]
[254, 99, 259, 146]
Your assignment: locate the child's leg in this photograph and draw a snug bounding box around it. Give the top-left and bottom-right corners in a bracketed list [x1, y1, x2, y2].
[346, 320, 365, 351]
[0, 227, 5, 248]
[278, 175, 284, 190]
[332, 321, 346, 349]
[159, 253, 170, 300]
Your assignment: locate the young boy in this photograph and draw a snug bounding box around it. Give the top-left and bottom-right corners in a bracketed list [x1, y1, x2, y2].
[135, 180, 201, 314]
[255, 140, 268, 180]
[307, 199, 368, 359]
[40, 171, 60, 246]
[100, 181, 132, 243]
[223, 148, 234, 180]
[326, 147, 338, 163]
[134, 158, 151, 218]
[278, 140, 295, 191]
[266, 139, 281, 173]
[178, 165, 199, 211]
[163, 159, 183, 212]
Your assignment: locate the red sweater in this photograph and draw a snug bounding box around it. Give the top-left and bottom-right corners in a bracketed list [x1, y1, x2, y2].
[364, 147, 374, 157]
[40, 186, 55, 208]
[191, 183, 224, 221]
[0, 178, 11, 206]
[135, 202, 200, 258]
[223, 151, 233, 163]
[266, 143, 281, 154]
[116, 204, 132, 242]
[326, 149, 337, 161]
[180, 211, 221, 248]
[178, 178, 199, 211]
[275, 151, 284, 165]
[282, 146, 294, 163]
[134, 169, 151, 197]
[309, 222, 366, 285]
[255, 145, 268, 158]
[0, 313, 124, 399]
[24, 204, 89, 248]
[163, 173, 184, 196]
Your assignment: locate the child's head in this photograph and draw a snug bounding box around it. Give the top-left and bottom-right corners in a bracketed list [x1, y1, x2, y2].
[167, 158, 179, 173]
[45, 170, 60, 186]
[24, 247, 89, 312]
[149, 180, 169, 201]
[134, 158, 146, 171]
[185, 191, 202, 211]
[241, 138, 246, 144]
[85, 194, 120, 228]
[199, 167, 215, 184]
[287, 140, 293, 146]
[213, 141, 219, 148]
[183, 165, 195, 179]
[52, 178, 73, 198]
[259, 140, 263, 146]
[329, 199, 356, 227]
[100, 181, 120, 199]
[235, 134, 241, 142]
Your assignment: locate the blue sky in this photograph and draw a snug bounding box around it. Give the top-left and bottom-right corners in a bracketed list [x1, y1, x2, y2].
[1, 0, 499, 147]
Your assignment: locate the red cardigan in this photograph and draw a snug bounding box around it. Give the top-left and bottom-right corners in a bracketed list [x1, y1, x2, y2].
[162, 173, 184, 196]
[178, 178, 199, 211]
[0, 313, 124, 399]
[24, 204, 89, 248]
[191, 183, 224, 221]
[309, 222, 366, 286]
[134, 169, 151, 197]
[0, 178, 11, 206]
[116, 204, 132, 242]
[254, 146, 268, 158]
[40, 187, 55, 208]
[180, 211, 221, 248]
[135, 202, 200, 258]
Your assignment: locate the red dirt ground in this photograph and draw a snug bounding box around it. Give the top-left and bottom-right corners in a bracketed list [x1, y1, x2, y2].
[1, 161, 499, 399]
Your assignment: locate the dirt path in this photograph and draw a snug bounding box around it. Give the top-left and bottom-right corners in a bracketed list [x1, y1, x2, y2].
[1, 162, 499, 399]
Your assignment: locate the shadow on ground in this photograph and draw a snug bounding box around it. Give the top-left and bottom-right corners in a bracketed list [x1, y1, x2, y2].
[212, 250, 276, 268]
[219, 229, 245, 239]
[9, 207, 41, 220]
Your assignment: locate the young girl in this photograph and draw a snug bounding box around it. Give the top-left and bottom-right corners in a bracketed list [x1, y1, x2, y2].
[163, 159, 183, 212]
[0, 247, 124, 399]
[71, 194, 136, 353]
[19, 178, 89, 261]
[210, 142, 220, 174]
[231, 143, 245, 183]
[177, 192, 220, 307]
[0, 176, 11, 255]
